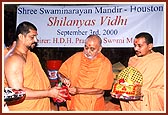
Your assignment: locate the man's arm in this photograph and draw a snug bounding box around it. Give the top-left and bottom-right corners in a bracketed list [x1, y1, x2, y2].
[68, 87, 104, 98]
[5, 54, 25, 89]
[4, 54, 67, 101]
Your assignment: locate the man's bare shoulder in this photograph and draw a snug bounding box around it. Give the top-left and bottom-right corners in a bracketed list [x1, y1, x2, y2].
[5, 52, 26, 67]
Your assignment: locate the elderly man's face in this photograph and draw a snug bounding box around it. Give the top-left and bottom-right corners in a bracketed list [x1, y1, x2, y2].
[83, 38, 101, 60]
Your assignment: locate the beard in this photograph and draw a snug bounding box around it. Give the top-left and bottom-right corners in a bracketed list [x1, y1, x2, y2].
[83, 51, 98, 60]
[84, 54, 93, 59]
[27, 42, 37, 50]
[135, 51, 143, 57]
[83, 52, 93, 59]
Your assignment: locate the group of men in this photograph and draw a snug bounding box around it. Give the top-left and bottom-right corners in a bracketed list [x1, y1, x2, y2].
[4, 21, 164, 111]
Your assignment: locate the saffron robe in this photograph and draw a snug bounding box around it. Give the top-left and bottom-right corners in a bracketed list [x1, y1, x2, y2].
[120, 51, 164, 111]
[59, 52, 114, 111]
[6, 51, 51, 111]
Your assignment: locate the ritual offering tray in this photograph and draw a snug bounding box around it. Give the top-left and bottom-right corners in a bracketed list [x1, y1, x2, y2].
[111, 66, 143, 101]
[111, 93, 143, 101]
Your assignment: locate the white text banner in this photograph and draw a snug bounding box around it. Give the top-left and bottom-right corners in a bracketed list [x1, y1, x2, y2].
[17, 4, 164, 47]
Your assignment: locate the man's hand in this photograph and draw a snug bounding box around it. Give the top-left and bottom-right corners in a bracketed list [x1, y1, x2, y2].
[68, 87, 78, 95]
[63, 78, 71, 87]
[57, 72, 71, 87]
[49, 86, 68, 102]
